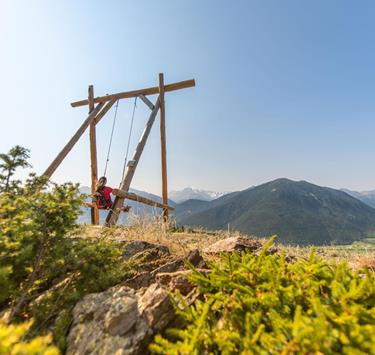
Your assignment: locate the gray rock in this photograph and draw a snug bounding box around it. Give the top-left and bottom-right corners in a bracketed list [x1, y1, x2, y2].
[67, 283, 174, 355]
[139, 283, 174, 331]
[123, 272, 154, 289]
[124, 249, 206, 290]
[156, 270, 194, 295]
[122, 241, 169, 261]
[186, 249, 207, 268]
[155, 269, 211, 295]
[204, 236, 263, 254]
[104, 296, 138, 336]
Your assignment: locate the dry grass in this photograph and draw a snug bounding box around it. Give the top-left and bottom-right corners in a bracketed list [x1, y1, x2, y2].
[75, 215, 236, 255]
[74, 214, 375, 269]
[75, 213, 259, 255]
[279, 241, 375, 269]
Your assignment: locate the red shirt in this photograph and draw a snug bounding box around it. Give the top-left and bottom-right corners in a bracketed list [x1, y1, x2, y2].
[97, 186, 113, 208]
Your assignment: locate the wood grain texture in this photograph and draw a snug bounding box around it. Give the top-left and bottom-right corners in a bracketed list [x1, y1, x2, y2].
[88, 85, 99, 225]
[71, 79, 195, 107]
[159, 73, 169, 221]
[112, 189, 174, 210]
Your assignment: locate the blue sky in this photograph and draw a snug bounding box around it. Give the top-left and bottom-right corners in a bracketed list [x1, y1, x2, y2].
[1, 0, 375, 194]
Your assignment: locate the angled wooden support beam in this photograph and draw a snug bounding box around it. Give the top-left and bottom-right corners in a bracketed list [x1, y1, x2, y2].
[112, 189, 174, 211]
[94, 99, 117, 125]
[159, 73, 169, 221]
[88, 85, 99, 225]
[71, 79, 195, 108]
[43, 101, 105, 178]
[139, 94, 154, 110]
[105, 97, 161, 226]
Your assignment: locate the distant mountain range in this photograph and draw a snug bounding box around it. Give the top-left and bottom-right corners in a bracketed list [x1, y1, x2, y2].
[78, 187, 176, 225]
[77, 181, 375, 246]
[78, 186, 228, 224]
[169, 187, 229, 203]
[174, 179, 375, 246]
[341, 189, 375, 208]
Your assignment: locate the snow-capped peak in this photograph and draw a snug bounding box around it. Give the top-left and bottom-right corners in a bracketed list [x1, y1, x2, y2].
[169, 187, 229, 203]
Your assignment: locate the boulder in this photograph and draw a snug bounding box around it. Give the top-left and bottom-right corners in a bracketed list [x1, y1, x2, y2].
[67, 283, 174, 355]
[155, 269, 210, 295]
[204, 236, 263, 254]
[186, 249, 207, 268]
[124, 249, 206, 290]
[151, 249, 205, 275]
[122, 240, 170, 261]
[123, 272, 154, 289]
[156, 270, 195, 295]
[138, 283, 173, 331]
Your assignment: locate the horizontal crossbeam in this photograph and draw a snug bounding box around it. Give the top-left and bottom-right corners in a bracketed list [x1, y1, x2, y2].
[70, 79, 195, 108]
[112, 189, 174, 211]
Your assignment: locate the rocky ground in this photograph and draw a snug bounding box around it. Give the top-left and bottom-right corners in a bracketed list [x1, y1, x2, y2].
[66, 223, 375, 354]
[66, 235, 265, 355]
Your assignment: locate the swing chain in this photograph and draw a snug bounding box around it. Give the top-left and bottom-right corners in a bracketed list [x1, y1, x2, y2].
[102, 96, 137, 182]
[103, 99, 119, 177]
[121, 97, 137, 181]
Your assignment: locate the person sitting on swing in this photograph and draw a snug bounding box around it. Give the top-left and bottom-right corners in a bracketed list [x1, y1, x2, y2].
[86, 176, 131, 212]
[94, 176, 113, 209]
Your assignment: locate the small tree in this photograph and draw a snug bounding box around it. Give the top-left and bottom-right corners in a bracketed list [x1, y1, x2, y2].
[0, 146, 134, 351]
[0, 145, 31, 192]
[0, 146, 83, 321]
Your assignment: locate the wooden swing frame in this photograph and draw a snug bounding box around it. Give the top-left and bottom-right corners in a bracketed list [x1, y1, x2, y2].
[43, 73, 195, 226]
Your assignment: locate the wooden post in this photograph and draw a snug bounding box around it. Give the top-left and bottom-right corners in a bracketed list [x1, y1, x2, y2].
[105, 97, 161, 226]
[88, 85, 99, 225]
[43, 101, 105, 178]
[159, 73, 169, 221]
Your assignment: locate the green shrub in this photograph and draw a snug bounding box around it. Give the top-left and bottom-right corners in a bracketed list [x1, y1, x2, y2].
[0, 173, 83, 319]
[0, 321, 59, 354]
[28, 237, 135, 351]
[151, 239, 375, 354]
[0, 146, 135, 351]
